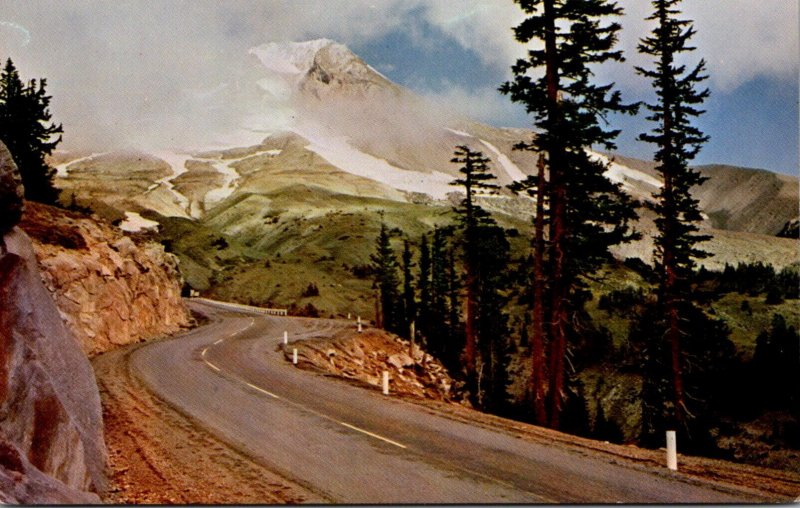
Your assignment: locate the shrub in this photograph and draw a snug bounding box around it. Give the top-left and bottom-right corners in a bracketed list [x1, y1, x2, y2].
[211, 237, 228, 250]
[301, 282, 320, 297]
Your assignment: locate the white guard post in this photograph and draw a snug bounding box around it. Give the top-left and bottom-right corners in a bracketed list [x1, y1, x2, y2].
[666, 430, 678, 471]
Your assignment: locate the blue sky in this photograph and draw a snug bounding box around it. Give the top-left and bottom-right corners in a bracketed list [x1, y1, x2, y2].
[352, 6, 798, 174]
[0, 0, 797, 175]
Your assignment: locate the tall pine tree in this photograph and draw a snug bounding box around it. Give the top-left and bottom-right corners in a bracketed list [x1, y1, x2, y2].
[417, 233, 432, 348]
[636, 0, 711, 434]
[509, 154, 549, 424]
[450, 145, 500, 400]
[501, 0, 639, 429]
[0, 58, 62, 204]
[370, 222, 402, 335]
[400, 239, 416, 340]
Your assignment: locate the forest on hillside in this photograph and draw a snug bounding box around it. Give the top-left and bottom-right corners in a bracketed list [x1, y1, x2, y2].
[361, 0, 800, 470]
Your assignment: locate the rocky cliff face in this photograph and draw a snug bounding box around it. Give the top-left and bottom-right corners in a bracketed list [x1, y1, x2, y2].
[1, 229, 106, 502]
[0, 144, 24, 237]
[0, 141, 105, 503]
[20, 201, 192, 357]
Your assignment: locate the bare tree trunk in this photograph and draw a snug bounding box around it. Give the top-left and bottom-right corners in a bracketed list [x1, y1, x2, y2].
[542, 0, 568, 430]
[375, 290, 382, 329]
[531, 154, 548, 425]
[464, 180, 478, 399]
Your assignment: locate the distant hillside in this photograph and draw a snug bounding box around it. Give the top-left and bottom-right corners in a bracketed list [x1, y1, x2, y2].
[49, 38, 799, 301]
[694, 164, 798, 236]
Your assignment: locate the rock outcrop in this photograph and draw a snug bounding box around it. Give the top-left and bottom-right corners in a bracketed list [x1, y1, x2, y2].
[0, 142, 106, 502]
[289, 328, 455, 401]
[0, 143, 24, 237]
[1, 229, 106, 502]
[20, 201, 192, 357]
[0, 430, 99, 504]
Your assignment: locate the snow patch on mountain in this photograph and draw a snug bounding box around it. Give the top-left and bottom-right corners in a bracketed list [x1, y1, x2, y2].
[204, 160, 239, 207]
[293, 123, 455, 199]
[446, 128, 473, 138]
[480, 139, 527, 181]
[54, 153, 106, 178]
[366, 64, 390, 81]
[203, 149, 282, 207]
[151, 151, 192, 213]
[118, 211, 159, 232]
[249, 39, 335, 76]
[590, 151, 662, 199]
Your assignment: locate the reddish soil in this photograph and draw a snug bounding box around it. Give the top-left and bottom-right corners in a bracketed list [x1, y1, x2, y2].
[93, 344, 322, 504]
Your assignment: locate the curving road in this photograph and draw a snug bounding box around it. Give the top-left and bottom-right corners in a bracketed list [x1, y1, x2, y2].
[127, 299, 770, 503]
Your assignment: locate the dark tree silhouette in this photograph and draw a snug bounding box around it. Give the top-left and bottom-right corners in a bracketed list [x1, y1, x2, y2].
[500, 0, 639, 428]
[450, 145, 500, 401]
[636, 0, 711, 432]
[0, 58, 62, 204]
[370, 222, 402, 335]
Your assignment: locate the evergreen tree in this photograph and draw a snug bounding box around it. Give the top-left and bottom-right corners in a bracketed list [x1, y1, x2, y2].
[633, 301, 735, 452]
[636, 0, 711, 432]
[500, 0, 639, 429]
[417, 233, 432, 347]
[510, 154, 549, 424]
[428, 227, 451, 363]
[0, 58, 62, 204]
[473, 224, 513, 413]
[446, 247, 463, 372]
[400, 239, 416, 339]
[450, 145, 500, 401]
[370, 222, 402, 335]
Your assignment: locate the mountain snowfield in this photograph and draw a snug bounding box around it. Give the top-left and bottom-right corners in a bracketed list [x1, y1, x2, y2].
[52, 38, 798, 270]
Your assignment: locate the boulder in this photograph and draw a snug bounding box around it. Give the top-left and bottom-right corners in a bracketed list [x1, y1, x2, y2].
[0, 227, 107, 501]
[387, 352, 414, 370]
[0, 432, 99, 504]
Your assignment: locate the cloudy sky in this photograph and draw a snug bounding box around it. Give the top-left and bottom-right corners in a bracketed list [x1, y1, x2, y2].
[0, 1, 797, 174]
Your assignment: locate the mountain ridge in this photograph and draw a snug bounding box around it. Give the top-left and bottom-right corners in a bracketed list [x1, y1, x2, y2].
[49, 38, 798, 280]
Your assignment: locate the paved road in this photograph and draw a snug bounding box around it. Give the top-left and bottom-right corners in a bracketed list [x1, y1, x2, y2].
[129, 300, 766, 503]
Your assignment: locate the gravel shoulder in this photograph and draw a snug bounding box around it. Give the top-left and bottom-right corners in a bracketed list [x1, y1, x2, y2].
[92, 339, 322, 504]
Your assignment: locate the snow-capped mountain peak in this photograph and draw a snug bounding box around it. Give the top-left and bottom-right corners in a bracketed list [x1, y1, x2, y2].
[249, 39, 346, 76]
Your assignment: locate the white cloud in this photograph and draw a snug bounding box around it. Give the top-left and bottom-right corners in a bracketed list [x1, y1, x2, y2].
[442, 0, 800, 94]
[420, 85, 528, 127]
[417, 0, 528, 77]
[0, 0, 794, 151]
[682, 0, 799, 91]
